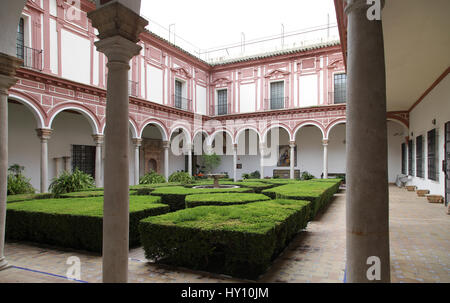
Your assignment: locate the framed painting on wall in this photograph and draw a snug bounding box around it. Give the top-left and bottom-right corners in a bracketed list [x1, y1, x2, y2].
[277, 145, 297, 167]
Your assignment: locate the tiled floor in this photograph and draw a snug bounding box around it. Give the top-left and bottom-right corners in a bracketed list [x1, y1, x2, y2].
[0, 186, 448, 283]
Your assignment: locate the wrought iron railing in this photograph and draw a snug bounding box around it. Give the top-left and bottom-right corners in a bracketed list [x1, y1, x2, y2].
[329, 91, 346, 104]
[210, 103, 232, 116]
[128, 80, 139, 97]
[17, 45, 43, 71]
[264, 97, 289, 110]
[173, 94, 192, 111]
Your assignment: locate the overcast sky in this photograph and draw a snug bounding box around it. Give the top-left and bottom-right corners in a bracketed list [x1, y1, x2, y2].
[141, 0, 338, 60]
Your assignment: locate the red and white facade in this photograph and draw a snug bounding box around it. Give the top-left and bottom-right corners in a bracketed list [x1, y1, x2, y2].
[8, 0, 408, 190]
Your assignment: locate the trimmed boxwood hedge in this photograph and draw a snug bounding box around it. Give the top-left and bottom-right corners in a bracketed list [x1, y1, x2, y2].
[237, 181, 275, 193]
[261, 179, 340, 219]
[59, 190, 138, 198]
[6, 196, 169, 253]
[7, 193, 54, 203]
[150, 186, 253, 211]
[139, 199, 311, 279]
[130, 183, 182, 195]
[185, 193, 270, 208]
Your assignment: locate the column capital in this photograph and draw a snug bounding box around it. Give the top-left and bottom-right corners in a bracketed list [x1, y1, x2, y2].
[322, 139, 329, 146]
[92, 134, 105, 145]
[289, 141, 296, 148]
[36, 128, 52, 141]
[344, 0, 385, 16]
[0, 53, 23, 93]
[88, 2, 148, 43]
[131, 138, 142, 147]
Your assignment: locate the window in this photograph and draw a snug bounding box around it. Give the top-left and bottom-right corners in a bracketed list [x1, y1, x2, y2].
[175, 80, 183, 109]
[427, 129, 438, 181]
[217, 89, 228, 115]
[416, 135, 424, 178]
[408, 139, 414, 176]
[334, 73, 347, 104]
[401, 143, 407, 175]
[16, 17, 24, 60]
[72, 145, 96, 177]
[270, 81, 284, 110]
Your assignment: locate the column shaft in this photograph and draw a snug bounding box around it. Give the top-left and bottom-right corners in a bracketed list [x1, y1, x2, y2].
[132, 138, 142, 185]
[345, 0, 390, 283]
[233, 144, 237, 182]
[260, 144, 265, 179]
[187, 144, 192, 176]
[163, 141, 169, 181]
[289, 142, 295, 179]
[93, 135, 104, 188]
[323, 140, 329, 179]
[37, 129, 52, 193]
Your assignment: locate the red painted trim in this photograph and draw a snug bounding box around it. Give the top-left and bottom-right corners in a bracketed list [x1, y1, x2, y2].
[408, 66, 450, 112]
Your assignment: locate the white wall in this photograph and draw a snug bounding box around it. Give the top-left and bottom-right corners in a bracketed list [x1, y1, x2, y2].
[296, 126, 325, 178]
[240, 83, 256, 113]
[49, 19, 58, 74]
[408, 74, 450, 197]
[328, 124, 347, 177]
[299, 74, 318, 107]
[147, 65, 163, 103]
[196, 85, 207, 115]
[61, 29, 90, 84]
[387, 121, 405, 183]
[8, 102, 41, 191]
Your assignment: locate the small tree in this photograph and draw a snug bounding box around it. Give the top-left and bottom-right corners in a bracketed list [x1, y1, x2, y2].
[7, 164, 35, 195]
[202, 153, 221, 174]
[49, 168, 95, 195]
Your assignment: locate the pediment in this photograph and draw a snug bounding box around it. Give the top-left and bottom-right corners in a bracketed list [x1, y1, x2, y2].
[264, 69, 290, 78]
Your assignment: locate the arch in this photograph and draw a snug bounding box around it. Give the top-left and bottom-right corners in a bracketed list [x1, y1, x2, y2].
[293, 121, 326, 140]
[8, 91, 46, 129]
[139, 119, 169, 141]
[101, 119, 142, 138]
[48, 102, 101, 134]
[169, 124, 192, 143]
[235, 127, 261, 145]
[207, 128, 234, 146]
[261, 123, 292, 143]
[193, 129, 209, 142]
[386, 118, 409, 132]
[325, 118, 346, 139]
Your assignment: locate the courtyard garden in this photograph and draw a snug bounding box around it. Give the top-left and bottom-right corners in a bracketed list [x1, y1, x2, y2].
[5, 168, 342, 280]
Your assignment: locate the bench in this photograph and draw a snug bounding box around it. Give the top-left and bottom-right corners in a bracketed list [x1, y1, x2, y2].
[273, 169, 300, 179]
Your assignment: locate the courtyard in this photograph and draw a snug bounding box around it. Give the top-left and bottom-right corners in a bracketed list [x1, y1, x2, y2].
[0, 185, 448, 283]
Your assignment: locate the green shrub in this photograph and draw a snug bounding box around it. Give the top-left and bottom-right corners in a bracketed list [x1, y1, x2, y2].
[185, 193, 270, 208]
[58, 190, 137, 198]
[262, 179, 341, 219]
[49, 169, 95, 196]
[139, 199, 311, 279]
[6, 196, 169, 253]
[168, 171, 194, 184]
[7, 164, 35, 195]
[139, 170, 166, 185]
[300, 171, 315, 180]
[202, 153, 221, 173]
[150, 186, 253, 211]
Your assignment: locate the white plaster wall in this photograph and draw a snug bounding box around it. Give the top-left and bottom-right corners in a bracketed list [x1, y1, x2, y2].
[93, 43, 99, 86]
[196, 85, 207, 115]
[147, 64, 163, 103]
[49, 111, 96, 188]
[408, 74, 450, 197]
[61, 29, 90, 84]
[49, 19, 58, 74]
[327, 124, 347, 177]
[299, 74, 318, 107]
[240, 83, 256, 113]
[49, 0, 57, 16]
[8, 103, 41, 191]
[296, 126, 324, 178]
[387, 121, 405, 183]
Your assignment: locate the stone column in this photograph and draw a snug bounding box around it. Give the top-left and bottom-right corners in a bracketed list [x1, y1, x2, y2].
[345, 0, 390, 282]
[36, 129, 52, 193]
[63, 156, 71, 173]
[88, 3, 147, 283]
[92, 134, 104, 188]
[289, 141, 296, 179]
[233, 144, 238, 182]
[132, 138, 142, 185]
[323, 139, 329, 179]
[0, 53, 22, 271]
[186, 144, 193, 176]
[163, 141, 170, 181]
[259, 143, 265, 179]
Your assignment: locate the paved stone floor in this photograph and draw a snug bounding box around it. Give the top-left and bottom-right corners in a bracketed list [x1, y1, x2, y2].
[0, 186, 448, 283]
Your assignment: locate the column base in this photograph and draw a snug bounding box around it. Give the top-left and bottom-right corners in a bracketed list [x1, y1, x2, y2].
[0, 257, 10, 271]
